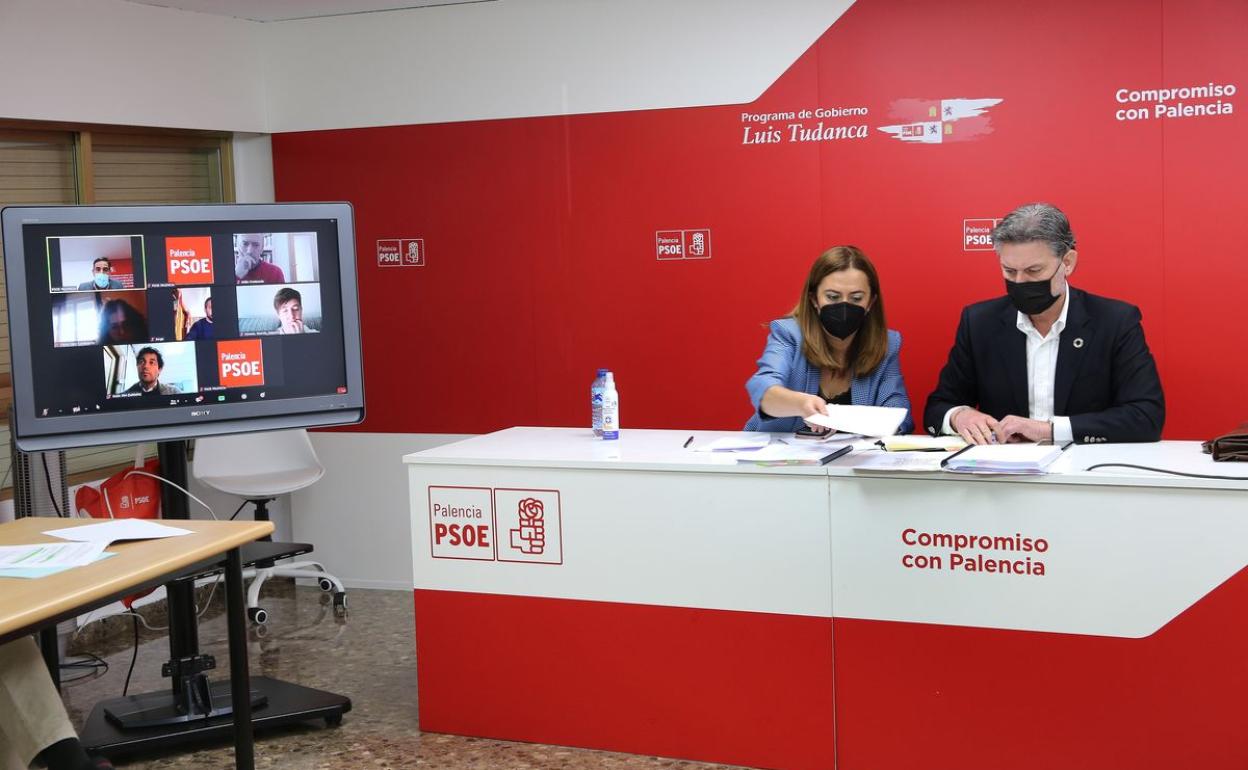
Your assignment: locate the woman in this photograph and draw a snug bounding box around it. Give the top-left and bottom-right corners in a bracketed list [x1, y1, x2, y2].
[745, 245, 913, 433]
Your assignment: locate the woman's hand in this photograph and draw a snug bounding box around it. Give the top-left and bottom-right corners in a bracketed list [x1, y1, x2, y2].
[760, 386, 831, 431]
[795, 393, 831, 432]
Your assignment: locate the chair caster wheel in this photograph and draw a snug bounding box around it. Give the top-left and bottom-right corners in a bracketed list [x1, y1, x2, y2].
[318, 577, 334, 592]
[332, 592, 347, 616]
[248, 607, 269, 625]
[325, 713, 343, 727]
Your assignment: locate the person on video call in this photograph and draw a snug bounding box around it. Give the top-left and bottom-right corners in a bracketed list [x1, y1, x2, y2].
[185, 296, 214, 340]
[0, 638, 114, 770]
[124, 346, 180, 396]
[274, 287, 316, 334]
[76, 257, 123, 291]
[744, 245, 912, 434]
[235, 233, 285, 283]
[924, 202, 1164, 445]
[172, 288, 191, 340]
[97, 299, 148, 345]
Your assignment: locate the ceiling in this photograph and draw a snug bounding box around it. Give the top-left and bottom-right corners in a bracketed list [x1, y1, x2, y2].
[121, 0, 495, 23]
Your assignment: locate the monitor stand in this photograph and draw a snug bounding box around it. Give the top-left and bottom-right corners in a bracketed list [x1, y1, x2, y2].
[80, 440, 351, 758]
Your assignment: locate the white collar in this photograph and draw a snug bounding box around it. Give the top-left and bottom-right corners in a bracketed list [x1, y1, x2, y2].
[1016, 287, 1070, 338]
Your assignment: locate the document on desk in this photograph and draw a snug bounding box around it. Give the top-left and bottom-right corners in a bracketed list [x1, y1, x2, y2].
[942, 442, 1069, 474]
[737, 442, 851, 465]
[877, 435, 967, 452]
[804, 405, 908, 437]
[0, 541, 107, 569]
[851, 452, 947, 473]
[0, 551, 114, 579]
[692, 433, 772, 452]
[44, 519, 193, 547]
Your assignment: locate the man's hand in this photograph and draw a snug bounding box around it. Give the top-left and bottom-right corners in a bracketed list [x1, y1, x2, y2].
[235, 255, 258, 280]
[280, 319, 304, 334]
[995, 415, 1053, 443]
[952, 408, 1000, 445]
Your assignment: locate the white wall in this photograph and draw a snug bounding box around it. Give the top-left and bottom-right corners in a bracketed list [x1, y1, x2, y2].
[231, 133, 276, 202]
[0, 0, 266, 131]
[1, 0, 851, 133]
[292, 432, 469, 590]
[262, 0, 853, 131]
[0, 0, 852, 588]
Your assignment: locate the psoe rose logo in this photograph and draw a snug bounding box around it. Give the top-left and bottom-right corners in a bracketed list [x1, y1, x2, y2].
[495, 488, 562, 564]
[511, 498, 546, 555]
[879, 98, 1003, 144]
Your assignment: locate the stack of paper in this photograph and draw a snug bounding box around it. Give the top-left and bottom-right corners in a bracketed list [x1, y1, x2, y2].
[942, 443, 1067, 474]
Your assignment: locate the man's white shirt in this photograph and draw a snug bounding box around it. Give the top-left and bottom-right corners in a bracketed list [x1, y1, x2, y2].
[942, 290, 1074, 443]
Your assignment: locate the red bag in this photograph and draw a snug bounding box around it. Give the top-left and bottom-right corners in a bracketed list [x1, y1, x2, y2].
[74, 457, 162, 520]
[74, 457, 162, 608]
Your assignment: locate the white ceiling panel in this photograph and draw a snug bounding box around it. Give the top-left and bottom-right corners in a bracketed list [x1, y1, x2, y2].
[121, 0, 494, 23]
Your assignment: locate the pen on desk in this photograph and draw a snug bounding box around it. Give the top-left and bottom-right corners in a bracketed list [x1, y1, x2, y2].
[818, 445, 853, 465]
[940, 443, 975, 468]
[683, 435, 694, 449]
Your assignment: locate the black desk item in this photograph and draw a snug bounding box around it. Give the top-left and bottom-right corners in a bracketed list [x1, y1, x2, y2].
[78, 441, 350, 761]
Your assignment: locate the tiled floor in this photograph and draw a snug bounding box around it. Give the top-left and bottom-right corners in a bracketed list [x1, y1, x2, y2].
[58, 583, 742, 769]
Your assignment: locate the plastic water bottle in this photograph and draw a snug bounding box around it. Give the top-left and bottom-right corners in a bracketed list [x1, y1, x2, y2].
[601, 372, 620, 440]
[591, 368, 609, 436]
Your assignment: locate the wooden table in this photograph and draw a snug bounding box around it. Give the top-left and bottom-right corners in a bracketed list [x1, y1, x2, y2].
[0, 517, 274, 770]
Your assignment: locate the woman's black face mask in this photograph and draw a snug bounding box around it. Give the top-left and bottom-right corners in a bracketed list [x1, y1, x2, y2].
[819, 302, 867, 339]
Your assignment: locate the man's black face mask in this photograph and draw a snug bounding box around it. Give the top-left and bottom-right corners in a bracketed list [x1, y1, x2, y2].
[1005, 262, 1065, 315]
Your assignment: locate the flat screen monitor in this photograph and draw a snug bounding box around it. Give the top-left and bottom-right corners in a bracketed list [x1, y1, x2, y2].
[1, 202, 364, 450]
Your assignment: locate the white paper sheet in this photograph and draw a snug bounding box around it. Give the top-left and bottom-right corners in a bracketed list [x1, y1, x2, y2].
[804, 405, 908, 437]
[692, 433, 773, 452]
[44, 519, 193, 547]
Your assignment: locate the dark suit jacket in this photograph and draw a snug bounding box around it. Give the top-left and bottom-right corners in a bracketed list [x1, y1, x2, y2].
[923, 288, 1164, 444]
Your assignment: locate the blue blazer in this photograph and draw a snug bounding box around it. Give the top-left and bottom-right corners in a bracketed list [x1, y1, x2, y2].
[744, 318, 913, 433]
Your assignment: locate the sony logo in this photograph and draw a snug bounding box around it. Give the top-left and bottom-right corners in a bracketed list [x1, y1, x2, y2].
[191, 410, 211, 417]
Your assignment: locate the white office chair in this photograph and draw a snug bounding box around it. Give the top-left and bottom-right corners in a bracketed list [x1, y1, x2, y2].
[191, 429, 346, 625]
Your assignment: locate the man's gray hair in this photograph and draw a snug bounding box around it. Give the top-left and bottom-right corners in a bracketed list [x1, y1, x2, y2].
[991, 203, 1076, 257]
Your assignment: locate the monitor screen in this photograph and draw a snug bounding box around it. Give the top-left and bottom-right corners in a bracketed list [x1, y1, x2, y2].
[2, 203, 364, 450]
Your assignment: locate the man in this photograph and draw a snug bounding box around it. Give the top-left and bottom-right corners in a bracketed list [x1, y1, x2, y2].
[234, 233, 285, 283]
[76, 257, 123, 290]
[274, 287, 316, 334]
[186, 296, 214, 340]
[0, 638, 114, 769]
[924, 202, 1164, 445]
[124, 346, 181, 395]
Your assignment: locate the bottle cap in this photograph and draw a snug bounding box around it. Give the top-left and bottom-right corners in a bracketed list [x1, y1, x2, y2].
[597, 368, 609, 376]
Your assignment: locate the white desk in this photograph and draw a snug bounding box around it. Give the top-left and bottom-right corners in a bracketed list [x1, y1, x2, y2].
[406, 429, 1248, 770]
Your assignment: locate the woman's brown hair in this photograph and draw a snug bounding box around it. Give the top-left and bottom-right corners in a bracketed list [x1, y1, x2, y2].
[790, 245, 888, 375]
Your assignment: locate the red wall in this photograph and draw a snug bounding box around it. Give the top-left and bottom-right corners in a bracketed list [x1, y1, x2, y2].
[273, 0, 1246, 440]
